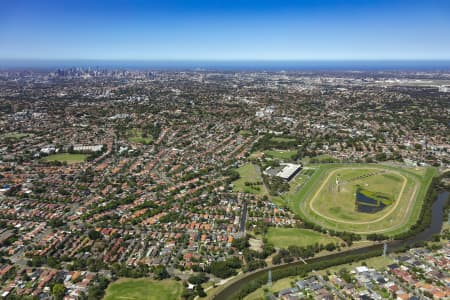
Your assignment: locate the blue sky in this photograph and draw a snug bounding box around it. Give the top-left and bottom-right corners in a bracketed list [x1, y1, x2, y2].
[1, 0, 450, 60]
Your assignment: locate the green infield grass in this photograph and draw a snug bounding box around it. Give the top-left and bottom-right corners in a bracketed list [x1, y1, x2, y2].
[103, 278, 183, 300]
[281, 164, 436, 235]
[42, 153, 88, 164]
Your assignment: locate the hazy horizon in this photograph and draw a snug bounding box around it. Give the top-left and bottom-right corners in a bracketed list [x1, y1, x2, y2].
[2, 59, 450, 72]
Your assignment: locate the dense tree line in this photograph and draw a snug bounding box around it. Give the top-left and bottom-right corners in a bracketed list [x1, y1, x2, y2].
[367, 175, 444, 241]
[86, 276, 110, 300]
[263, 175, 289, 195]
[206, 257, 242, 279]
[300, 220, 361, 246]
[226, 249, 383, 300]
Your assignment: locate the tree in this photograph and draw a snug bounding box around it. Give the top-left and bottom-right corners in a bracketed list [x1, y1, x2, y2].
[49, 218, 64, 228]
[153, 266, 169, 280]
[196, 284, 207, 297]
[88, 230, 102, 240]
[188, 273, 208, 285]
[325, 242, 336, 252]
[232, 237, 249, 251]
[207, 258, 241, 279]
[87, 277, 109, 300]
[52, 283, 65, 300]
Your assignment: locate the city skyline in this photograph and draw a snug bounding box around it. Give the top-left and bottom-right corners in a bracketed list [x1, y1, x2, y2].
[1, 0, 450, 61]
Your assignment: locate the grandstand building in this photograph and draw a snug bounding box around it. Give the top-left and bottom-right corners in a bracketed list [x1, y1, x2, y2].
[264, 163, 302, 181]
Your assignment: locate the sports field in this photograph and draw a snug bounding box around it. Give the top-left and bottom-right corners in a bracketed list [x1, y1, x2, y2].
[42, 153, 88, 164]
[232, 163, 268, 195]
[269, 137, 296, 143]
[264, 149, 297, 160]
[127, 128, 153, 144]
[238, 130, 253, 137]
[284, 164, 436, 235]
[103, 278, 183, 300]
[266, 227, 342, 249]
[2, 132, 29, 140]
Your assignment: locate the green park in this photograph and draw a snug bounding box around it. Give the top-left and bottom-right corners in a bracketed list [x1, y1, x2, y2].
[232, 163, 268, 195]
[42, 153, 89, 164]
[103, 278, 183, 300]
[127, 128, 154, 144]
[266, 227, 342, 249]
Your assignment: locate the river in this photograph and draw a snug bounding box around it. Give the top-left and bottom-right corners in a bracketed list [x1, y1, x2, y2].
[213, 191, 449, 300]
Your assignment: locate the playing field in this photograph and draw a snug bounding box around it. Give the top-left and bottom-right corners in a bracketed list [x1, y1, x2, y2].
[266, 227, 342, 249]
[232, 163, 268, 195]
[42, 153, 88, 164]
[103, 278, 183, 300]
[264, 149, 297, 160]
[269, 137, 296, 143]
[127, 128, 153, 145]
[2, 132, 29, 140]
[238, 130, 253, 137]
[284, 164, 436, 235]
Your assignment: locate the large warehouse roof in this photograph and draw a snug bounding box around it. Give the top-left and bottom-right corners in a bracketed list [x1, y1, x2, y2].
[276, 163, 302, 180]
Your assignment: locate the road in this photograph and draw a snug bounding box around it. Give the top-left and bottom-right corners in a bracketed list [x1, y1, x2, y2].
[239, 197, 248, 234]
[212, 191, 448, 300]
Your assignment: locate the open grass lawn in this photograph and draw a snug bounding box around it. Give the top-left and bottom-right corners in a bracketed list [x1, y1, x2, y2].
[302, 154, 339, 164]
[249, 151, 264, 160]
[284, 163, 437, 235]
[264, 149, 297, 160]
[232, 163, 268, 195]
[2, 132, 29, 140]
[317, 255, 394, 276]
[301, 169, 315, 176]
[238, 130, 253, 136]
[42, 153, 88, 164]
[103, 278, 183, 300]
[269, 137, 296, 143]
[244, 276, 298, 300]
[266, 227, 342, 249]
[127, 128, 153, 145]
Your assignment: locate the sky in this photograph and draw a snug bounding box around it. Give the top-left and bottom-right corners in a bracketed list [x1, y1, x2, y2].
[1, 0, 450, 61]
